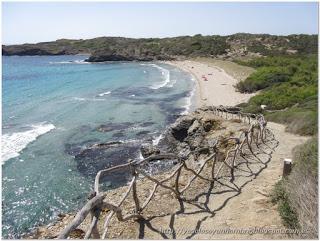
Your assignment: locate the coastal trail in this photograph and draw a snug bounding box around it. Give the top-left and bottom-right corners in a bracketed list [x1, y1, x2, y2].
[106, 121, 309, 239]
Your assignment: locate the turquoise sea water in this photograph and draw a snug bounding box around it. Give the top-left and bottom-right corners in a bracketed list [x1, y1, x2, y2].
[2, 55, 195, 238]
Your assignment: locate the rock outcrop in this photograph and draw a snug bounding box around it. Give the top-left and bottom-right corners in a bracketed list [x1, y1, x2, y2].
[140, 108, 221, 161]
[140, 143, 160, 158]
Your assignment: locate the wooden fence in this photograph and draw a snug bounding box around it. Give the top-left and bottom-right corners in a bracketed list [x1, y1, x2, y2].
[58, 105, 272, 239]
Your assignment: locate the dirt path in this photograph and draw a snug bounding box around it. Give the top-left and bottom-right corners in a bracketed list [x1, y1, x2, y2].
[120, 122, 309, 239]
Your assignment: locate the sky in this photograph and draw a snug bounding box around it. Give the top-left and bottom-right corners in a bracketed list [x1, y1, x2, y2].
[2, 1, 318, 45]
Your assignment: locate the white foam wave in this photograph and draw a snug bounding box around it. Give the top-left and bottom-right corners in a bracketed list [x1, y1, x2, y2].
[72, 97, 86, 101]
[98, 91, 111, 97]
[72, 97, 105, 102]
[145, 64, 171, 89]
[138, 151, 144, 161]
[181, 79, 196, 115]
[49, 60, 89, 65]
[167, 79, 177, 88]
[152, 134, 163, 146]
[2, 123, 55, 163]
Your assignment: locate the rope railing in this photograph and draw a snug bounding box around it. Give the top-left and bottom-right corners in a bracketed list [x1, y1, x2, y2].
[58, 105, 272, 239]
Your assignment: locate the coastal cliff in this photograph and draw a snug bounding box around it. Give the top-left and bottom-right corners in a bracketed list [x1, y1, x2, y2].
[3, 33, 317, 61]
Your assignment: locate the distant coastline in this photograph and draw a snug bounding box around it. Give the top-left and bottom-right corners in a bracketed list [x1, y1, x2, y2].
[2, 33, 317, 62]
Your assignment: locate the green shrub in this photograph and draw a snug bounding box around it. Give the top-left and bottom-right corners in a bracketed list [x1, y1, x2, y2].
[271, 180, 300, 229]
[236, 67, 290, 93]
[236, 55, 318, 135]
[266, 107, 317, 136]
[292, 137, 318, 175]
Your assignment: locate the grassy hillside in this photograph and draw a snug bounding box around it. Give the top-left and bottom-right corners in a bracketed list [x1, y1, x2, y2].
[3, 34, 318, 62]
[235, 55, 318, 135]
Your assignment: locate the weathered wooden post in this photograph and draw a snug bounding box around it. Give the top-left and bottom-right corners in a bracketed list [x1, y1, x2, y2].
[174, 169, 181, 194]
[129, 159, 140, 214]
[282, 159, 292, 177]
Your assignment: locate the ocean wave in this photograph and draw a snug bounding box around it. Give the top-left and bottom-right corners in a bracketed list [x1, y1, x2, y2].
[97, 91, 111, 97]
[143, 64, 171, 89]
[49, 60, 89, 65]
[2, 123, 55, 163]
[152, 134, 163, 146]
[181, 80, 196, 115]
[167, 78, 177, 88]
[72, 97, 106, 102]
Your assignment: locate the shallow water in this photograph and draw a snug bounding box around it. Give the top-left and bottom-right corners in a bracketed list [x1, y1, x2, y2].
[2, 55, 195, 238]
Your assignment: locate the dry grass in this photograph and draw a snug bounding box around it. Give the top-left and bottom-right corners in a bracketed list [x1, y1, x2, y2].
[286, 138, 318, 239]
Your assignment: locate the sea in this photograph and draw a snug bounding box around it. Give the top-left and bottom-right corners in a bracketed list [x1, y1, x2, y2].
[1, 55, 196, 238]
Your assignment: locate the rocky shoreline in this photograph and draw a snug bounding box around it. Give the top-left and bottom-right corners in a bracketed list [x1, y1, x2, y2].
[25, 106, 248, 239]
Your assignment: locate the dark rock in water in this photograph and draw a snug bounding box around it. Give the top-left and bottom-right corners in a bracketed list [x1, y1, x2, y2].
[166, 114, 182, 125]
[112, 86, 155, 99]
[112, 132, 126, 138]
[64, 139, 100, 156]
[65, 144, 83, 156]
[96, 122, 133, 132]
[140, 143, 160, 158]
[140, 121, 155, 127]
[136, 130, 150, 136]
[97, 125, 113, 132]
[89, 141, 123, 149]
[74, 142, 140, 185]
[161, 91, 190, 103]
[75, 141, 124, 160]
[171, 116, 195, 141]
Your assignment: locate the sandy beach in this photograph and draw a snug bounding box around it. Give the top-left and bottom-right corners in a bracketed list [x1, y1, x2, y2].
[167, 60, 256, 108]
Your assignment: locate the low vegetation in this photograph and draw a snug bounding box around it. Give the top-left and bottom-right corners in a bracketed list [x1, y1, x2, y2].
[236, 53, 318, 238]
[236, 55, 318, 135]
[271, 138, 318, 238]
[271, 180, 299, 229]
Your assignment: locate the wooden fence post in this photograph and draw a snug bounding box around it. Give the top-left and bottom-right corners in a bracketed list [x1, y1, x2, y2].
[282, 159, 292, 177]
[131, 166, 140, 214]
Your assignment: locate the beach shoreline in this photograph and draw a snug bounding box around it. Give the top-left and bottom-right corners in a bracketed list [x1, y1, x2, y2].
[165, 60, 256, 109]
